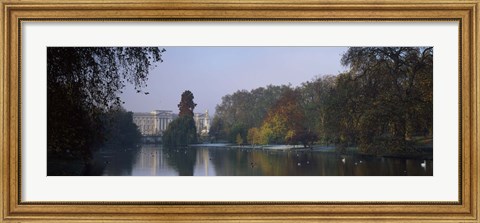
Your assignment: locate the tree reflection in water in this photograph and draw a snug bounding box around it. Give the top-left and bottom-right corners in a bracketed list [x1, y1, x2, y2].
[99, 144, 432, 176]
[162, 146, 197, 176]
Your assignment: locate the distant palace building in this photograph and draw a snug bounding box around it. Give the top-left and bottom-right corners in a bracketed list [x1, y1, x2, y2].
[132, 110, 211, 136]
[132, 110, 175, 136]
[194, 110, 211, 136]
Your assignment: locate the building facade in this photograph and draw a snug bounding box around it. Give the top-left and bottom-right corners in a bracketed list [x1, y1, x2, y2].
[194, 110, 211, 136]
[133, 109, 211, 137]
[132, 110, 175, 136]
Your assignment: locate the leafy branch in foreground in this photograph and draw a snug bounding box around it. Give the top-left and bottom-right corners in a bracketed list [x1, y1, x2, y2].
[47, 47, 165, 175]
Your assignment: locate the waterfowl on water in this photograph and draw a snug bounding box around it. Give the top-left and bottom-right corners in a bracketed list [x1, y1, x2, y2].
[420, 160, 426, 168]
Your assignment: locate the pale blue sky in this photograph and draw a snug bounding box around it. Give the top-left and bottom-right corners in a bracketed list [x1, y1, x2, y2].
[120, 47, 348, 114]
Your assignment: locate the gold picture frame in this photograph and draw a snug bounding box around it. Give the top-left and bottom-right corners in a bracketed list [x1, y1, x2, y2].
[1, 0, 478, 222]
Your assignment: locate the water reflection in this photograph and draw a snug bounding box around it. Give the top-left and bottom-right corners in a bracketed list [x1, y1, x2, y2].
[99, 144, 433, 176]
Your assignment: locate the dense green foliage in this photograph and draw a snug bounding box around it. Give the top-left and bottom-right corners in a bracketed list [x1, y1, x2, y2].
[334, 47, 433, 154]
[48, 105, 143, 175]
[47, 47, 164, 175]
[102, 107, 143, 149]
[162, 115, 198, 147]
[210, 47, 433, 154]
[162, 90, 198, 146]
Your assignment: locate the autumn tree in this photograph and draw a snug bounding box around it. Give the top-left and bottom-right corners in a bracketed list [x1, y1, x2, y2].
[235, 134, 244, 145]
[247, 127, 261, 146]
[210, 47, 432, 155]
[260, 89, 308, 145]
[210, 85, 290, 143]
[178, 90, 197, 117]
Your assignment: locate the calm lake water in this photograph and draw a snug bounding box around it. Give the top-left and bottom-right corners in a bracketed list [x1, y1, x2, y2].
[97, 144, 433, 176]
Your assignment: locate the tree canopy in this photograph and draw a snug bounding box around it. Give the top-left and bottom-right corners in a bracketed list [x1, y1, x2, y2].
[260, 89, 305, 144]
[209, 85, 291, 143]
[210, 47, 433, 155]
[48, 47, 164, 112]
[178, 90, 197, 117]
[336, 47, 433, 153]
[163, 90, 198, 147]
[162, 115, 198, 147]
[47, 47, 165, 175]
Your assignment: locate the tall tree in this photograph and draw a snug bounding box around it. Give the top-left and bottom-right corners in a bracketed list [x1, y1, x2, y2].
[299, 75, 336, 143]
[178, 90, 197, 117]
[340, 47, 433, 153]
[47, 47, 165, 171]
[247, 127, 261, 146]
[163, 90, 198, 146]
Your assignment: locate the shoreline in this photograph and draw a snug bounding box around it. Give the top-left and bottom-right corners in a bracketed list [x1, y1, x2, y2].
[188, 143, 433, 160]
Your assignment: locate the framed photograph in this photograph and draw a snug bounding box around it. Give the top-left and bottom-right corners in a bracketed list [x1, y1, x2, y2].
[1, 0, 478, 222]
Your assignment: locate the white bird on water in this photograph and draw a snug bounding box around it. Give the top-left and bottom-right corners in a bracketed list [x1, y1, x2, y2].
[341, 157, 346, 164]
[420, 160, 427, 168]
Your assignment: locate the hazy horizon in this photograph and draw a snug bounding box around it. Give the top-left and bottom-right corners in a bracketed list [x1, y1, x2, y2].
[120, 47, 348, 115]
